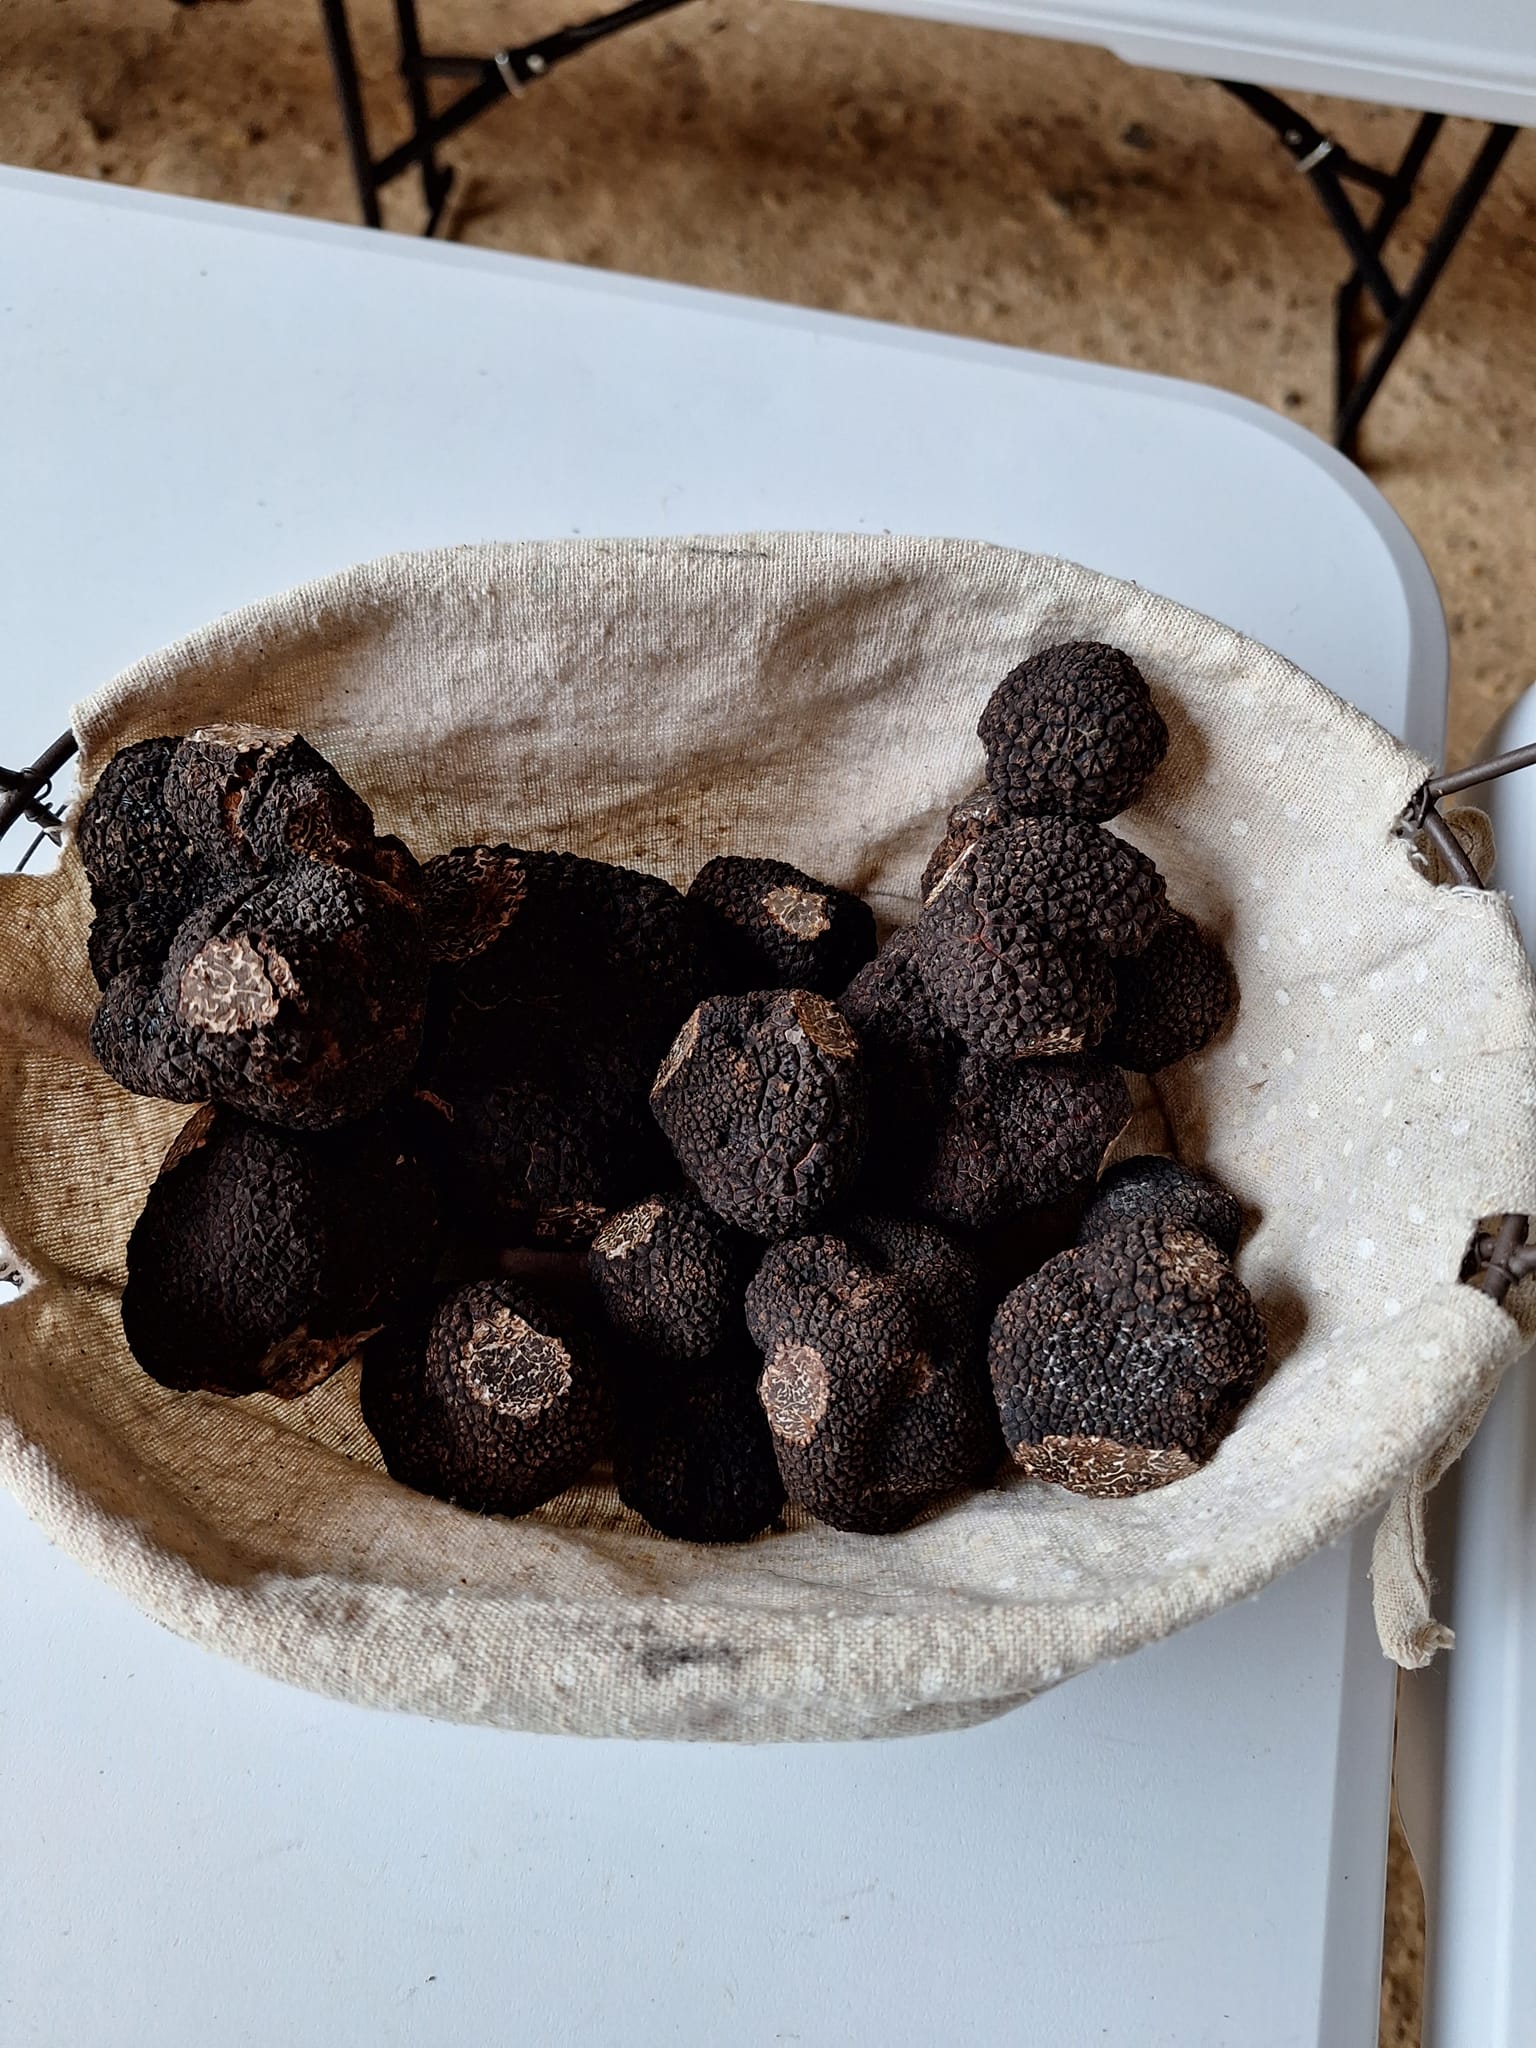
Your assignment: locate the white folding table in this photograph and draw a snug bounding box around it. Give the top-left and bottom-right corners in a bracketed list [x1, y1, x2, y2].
[0, 167, 1448, 2046]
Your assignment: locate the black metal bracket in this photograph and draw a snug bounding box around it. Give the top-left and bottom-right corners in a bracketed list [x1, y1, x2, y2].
[316, 0, 697, 236]
[1219, 83, 1518, 459]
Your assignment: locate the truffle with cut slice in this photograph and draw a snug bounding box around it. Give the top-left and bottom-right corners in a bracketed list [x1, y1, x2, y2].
[588, 1192, 753, 1361]
[688, 854, 876, 996]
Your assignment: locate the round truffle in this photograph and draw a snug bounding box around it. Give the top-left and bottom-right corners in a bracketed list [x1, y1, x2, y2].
[1103, 911, 1237, 1072]
[650, 989, 868, 1238]
[915, 1052, 1131, 1228]
[359, 1279, 608, 1516]
[745, 1230, 999, 1533]
[75, 737, 203, 987]
[1079, 1154, 1244, 1259]
[925, 816, 1169, 957]
[988, 1215, 1267, 1496]
[978, 641, 1169, 822]
[687, 855, 877, 996]
[589, 1193, 753, 1361]
[97, 863, 430, 1129]
[614, 1358, 786, 1543]
[121, 1102, 441, 1397]
[919, 787, 1004, 903]
[915, 883, 1116, 1060]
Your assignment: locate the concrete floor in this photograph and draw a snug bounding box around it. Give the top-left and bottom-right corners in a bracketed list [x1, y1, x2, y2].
[8, 0, 1534, 2036]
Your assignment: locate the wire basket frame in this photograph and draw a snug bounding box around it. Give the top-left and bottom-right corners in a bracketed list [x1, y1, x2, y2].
[3, 725, 1533, 1297]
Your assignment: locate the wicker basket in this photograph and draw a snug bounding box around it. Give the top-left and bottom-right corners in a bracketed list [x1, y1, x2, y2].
[1, 533, 1532, 1741]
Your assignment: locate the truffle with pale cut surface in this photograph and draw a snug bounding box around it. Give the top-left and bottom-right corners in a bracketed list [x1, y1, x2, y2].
[588, 1192, 753, 1361]
[687, 854, 876, 996]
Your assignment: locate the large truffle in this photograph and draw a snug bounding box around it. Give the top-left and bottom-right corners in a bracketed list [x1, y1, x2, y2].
[94, 863, 429, 1129]
[687, 855, 876, 996]
[915, 1052, 1131, 1228]
[1079, 1154, 1243, 1259]
[589, 1193, 753, 1361]
[75, 737, 203, 986]
[650, 989, 868, 1238]
[978, 641, 1169, 822]
[360, 1279, 607, 1516]
[161, 724, 416, 889]
[121, 1102, 441, 1397]
[1103, 911, 1237, 1072]
[745, 1226, 999, 1533]
[614, 1357, 786, 1543]
[916, 889, 1115, 1060]
[419, 1041, 672, 1247]
[989, 1215, 1266, 1496]
[925, 816, 1168, 956]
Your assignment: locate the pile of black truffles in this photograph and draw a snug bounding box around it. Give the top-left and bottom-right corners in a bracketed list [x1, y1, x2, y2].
[88, 640, 1265, 1543]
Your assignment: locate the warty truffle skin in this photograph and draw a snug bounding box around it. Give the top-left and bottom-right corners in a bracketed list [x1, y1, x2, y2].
[915, 887, 1116, 1061]
[745, 1227, 999, 1533]
[988, 1214, 1267, 1496]
[914, 1052, 1131, 1229]
[687, 855, 877, 997]
[1079, 1154, 1244, 1260]
[838, 926, 955, 1193]
[589, 1192, 754, 1362]
[650, 988, 868, 1239]
[919, 787, 1004, 903]
[121, 1102, 441, 1397]
[93, 862, 430, 1130]
[925, 816, 1169, 958]
[75, 737, 203, 987]
[1103, 911, 1237, 1072]
[359, 1279, 608, 1516]
[161, 724, 417, 889]
[978, 641, 1169, 823]
[614, 1357, 786, 1543]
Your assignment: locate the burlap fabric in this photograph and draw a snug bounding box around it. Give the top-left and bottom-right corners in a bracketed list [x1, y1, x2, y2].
[2, 534, 1532, 1741]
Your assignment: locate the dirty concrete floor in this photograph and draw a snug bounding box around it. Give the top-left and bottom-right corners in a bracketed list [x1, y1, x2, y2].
[8, 0, 1532, 2033]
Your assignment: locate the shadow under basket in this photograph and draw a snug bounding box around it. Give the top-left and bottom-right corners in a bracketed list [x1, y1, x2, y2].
[1, 533, 1533, 1742]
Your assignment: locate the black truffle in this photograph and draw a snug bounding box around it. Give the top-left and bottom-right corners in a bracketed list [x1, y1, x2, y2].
[121, 1102, 441, 1397]
[919, 787, 1004, 903]
[614, 1358, 786, 1542]
[419, 1041, 672, 1248]
[915, 1051, 1131, 1228]
[988, 1215, 1267, 1496]
[745, 1228, 999, 1533]
[589, 1192, 753, 1361]
[75, 737, 203, 987]
[1103, 911, 1237, 1072]
[161, 724, 416, 888]
[687, 855, 876, 996]
[650, 989, 868, 1238]
[839, 926, 954, 1190]
[916, 886, 1116, 1060]
[93, 863, 429, 1129]
[925, 816, 1169, 956]
[360, 1279, 607, 1515]
[978, 641, 1169, 822]
[1079, 1154, 1244, 1259]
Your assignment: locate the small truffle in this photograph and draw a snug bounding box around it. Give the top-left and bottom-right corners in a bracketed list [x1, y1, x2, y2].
[360, 1279, 607, 1515]
[915, 1052, 1131, 1228]
[94, 864, 429, 1129]
[978, 641, 1169, 822]
[989, 1215, 1267, 1496]
[75, 737, 203, 986]
[924, 816, 1168, 957]
[916, 884, 1116, 1060]
[161, 724, 414, 887]
[746, 1229, 999, 1533]
[650, 989, 868, 1238]
[919, 787, 1003, 903]
[121, 1102, 441, 1397]
[614, 1358, 786, 1542]
[1079, 1154, 1243, 1259]
[1103, 911, 1237, 1071]
[687, 855, 877, 996]
[589, 1193, 754, 1361]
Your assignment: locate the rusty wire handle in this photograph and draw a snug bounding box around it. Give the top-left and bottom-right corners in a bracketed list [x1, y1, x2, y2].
[1406, 740, 1536, 1301]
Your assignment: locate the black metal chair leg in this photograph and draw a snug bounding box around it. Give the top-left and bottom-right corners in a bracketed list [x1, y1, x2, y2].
[318, 0, 383, 227]
[392, 0, 455, 234]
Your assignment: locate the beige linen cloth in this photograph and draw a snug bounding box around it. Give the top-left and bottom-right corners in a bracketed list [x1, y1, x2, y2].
[1, 534, 1533, 1740]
